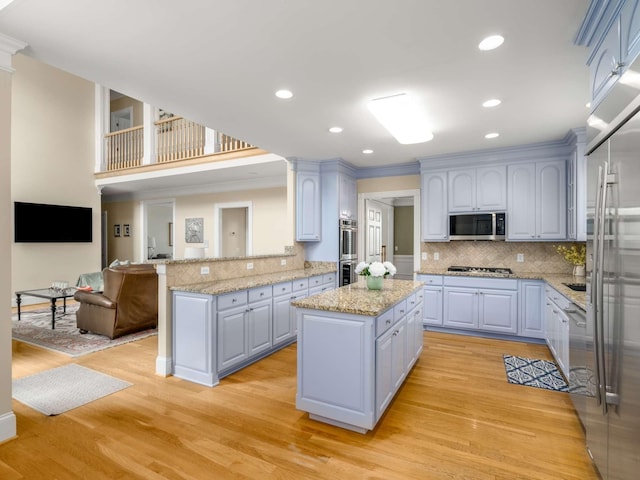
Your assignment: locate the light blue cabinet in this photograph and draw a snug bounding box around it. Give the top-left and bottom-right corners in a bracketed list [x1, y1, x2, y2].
[448, 165, 506, 213]
[518, 280, 545, 339]
[416, 274, 443, 326]
[421, 171, 448, 241]
[296, 171, 321, 241]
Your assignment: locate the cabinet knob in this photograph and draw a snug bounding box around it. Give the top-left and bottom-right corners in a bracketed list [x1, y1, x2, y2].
[400, 310, 405, 314]
[393, 330, 399, 336]
[232, 298, 237, 303]
[386, 319, 391, 325]
[260, 292, 264, 297]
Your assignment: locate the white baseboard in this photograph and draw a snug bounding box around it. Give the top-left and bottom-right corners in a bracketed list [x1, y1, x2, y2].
[0, 411, 16, 443]
[155, 356, 172, 377]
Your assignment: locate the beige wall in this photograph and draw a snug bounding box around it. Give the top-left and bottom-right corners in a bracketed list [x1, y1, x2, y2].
[11, 54, 101, 300]
[394, 206, 414, 255]
[357, 174, 420, 193]
[110, 95, 143, 127]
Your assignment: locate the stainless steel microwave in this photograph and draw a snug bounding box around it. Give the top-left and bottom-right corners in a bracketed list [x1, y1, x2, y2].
[449, 212, 506, 240]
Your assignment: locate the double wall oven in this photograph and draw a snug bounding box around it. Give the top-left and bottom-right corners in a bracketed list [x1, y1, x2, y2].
[339, 219, 357, 285]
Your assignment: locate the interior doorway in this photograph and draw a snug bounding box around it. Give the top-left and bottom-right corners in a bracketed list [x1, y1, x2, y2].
[359, 190, 420, 280]
[214, 202, 253, 258]
[144, 200, 175, 260]
[110, 106, 133, 132]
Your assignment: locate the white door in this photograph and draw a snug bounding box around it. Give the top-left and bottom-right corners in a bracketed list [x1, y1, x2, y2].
[366, 201, 383, 262]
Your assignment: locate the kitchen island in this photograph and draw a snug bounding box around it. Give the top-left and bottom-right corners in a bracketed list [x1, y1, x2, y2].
[292, 278, 424, 433]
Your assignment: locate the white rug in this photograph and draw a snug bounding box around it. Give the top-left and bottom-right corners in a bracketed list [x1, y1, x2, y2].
[12, 364, 132, 415]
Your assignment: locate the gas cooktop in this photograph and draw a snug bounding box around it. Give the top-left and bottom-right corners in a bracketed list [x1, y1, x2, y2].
[447, 266, 514, 275]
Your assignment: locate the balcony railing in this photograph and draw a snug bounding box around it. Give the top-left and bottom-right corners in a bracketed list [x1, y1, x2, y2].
[105, 125, 144, 171]
[103, 116, 255, 172]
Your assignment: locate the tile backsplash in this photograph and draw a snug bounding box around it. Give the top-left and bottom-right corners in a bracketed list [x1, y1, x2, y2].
[421, 241, 583, 274]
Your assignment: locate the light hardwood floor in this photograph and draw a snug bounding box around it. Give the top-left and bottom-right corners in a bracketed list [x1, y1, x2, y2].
[2, 329, 599, 480]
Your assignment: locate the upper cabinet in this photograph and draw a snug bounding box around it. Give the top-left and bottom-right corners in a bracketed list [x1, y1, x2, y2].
[507, 160, 566, 241]
[421, 171, 448, 241]
[339, 173, 357, 219]
[582, 0, 640, 108]
[296, 170, 321, 242]
[448, 165, 506, 213]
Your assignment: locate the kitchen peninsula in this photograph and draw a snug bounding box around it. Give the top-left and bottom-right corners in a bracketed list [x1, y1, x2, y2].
[292, 278, 424, 433]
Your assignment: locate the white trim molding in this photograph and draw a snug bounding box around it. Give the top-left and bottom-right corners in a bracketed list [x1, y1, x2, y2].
[0, 33, 27, 73]
[0, 411, 16, 443]
[213, 201, 253, 257]
[0, 33, 26, 73]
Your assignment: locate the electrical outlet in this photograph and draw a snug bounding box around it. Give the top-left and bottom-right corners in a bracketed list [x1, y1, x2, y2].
[517, 253, 524, 262]
[433, 252, 440, 261]
[200, 266, 210, 275]
[280, 259, 286, 266]
[247, 262, 254, 270]
[421, 252, 427, 260]
[394, 245, 398, 251]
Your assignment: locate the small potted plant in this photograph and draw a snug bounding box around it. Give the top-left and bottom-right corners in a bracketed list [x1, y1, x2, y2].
[555, 243, 586, 277]
[355, 261, 397, 290]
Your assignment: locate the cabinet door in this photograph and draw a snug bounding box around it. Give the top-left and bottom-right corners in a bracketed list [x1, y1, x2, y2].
[290, 291, 308, 336]
[507, 163, 537, 240]
[622, 0, 640, 65]
[339, 174, 357, 219]
[296, 172, 321, 241]
[423, 286, 443, 326]
[405, 309, 416, 370]
[218, 305, 249, 370]
[590, 14, 622, 108]
[448, 169, 476, 212]
[273, 294, 293, 344]
[518, 281, 544, 338]
[443, 287, 477, 329]
[476, 165, 506, 211]
[173, 293, 215, 386]
[478, 288, 517, 334]
[248, 299, 272, 356]
[413, 306, 424, 360]
[391, 319, 407, 391]
[536, 161, 566, 240]
[421, 172, 448, 241]
[544, 296, 558, 358]
[557, 311, 570, 378]
[375, 328, 394, 416]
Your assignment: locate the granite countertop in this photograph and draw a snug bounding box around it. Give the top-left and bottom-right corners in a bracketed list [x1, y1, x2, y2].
[171, 264, 337, 296]
[291, 278, 424, 316]
[417, 269, 587, 311]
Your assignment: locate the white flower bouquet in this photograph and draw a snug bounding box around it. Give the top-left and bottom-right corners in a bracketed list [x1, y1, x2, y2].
[355, 261, 397, 278]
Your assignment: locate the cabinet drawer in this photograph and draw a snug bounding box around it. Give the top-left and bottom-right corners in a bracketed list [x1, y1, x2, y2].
[406, 292, 419, 311]
[249, 285, 272, 303]
[376, 308, 395, 336]
[293, 278, 309, 292]
[308, 275, 323, 288]
[394, 300, 408, 322]
[417, 274, 443, 285]
[218, 290, 248, 310]
[444, 276, 517, 290]
[323, 272, 336, 285]
[273, 281, 292, 297]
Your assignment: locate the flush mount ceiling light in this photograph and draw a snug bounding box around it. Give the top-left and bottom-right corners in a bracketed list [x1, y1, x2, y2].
[367, 93, 434, 144]
[362, 149, 374, 154]
[329, 126, 343, 133]
[485, 132, 500, 139]
[478, 35, 504, 51]
[482, 98, 501, 108]
[275, 89, 293, 99]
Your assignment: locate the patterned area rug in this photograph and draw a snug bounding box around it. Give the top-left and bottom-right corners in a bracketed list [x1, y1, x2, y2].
[12, 303, 157, 357]
[503, 354, 569, 392]
[12, 364, 131, 415]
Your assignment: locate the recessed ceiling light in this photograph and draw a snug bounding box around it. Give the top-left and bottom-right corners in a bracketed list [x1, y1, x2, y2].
[482, 99, 501, 108]
[485, 132, 500, 139]
[478, 35, 504, 51]
[362, 149, 374, 154]
[367, 93, 434, 144]
[586, 102, 591, 108]
[329, 126, 343, 133]
[275, 89, 293, 99]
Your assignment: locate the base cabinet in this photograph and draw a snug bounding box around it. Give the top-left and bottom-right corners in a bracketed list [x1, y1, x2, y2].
[544, 286, 571, 378]
[296, 288, 423, 433]
[518, 280, 545, 338]
[172, 273, 335, 387]
[416, 274, 443, 326]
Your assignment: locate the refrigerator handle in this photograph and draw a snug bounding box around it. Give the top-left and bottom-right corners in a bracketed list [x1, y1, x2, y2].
[596, 162, 610, 415]
[591, 165, 604, 409]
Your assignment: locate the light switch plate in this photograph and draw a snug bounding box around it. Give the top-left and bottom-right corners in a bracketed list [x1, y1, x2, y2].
[433, 252, 440, 261]
[517, 253, 524, 262]
[421, 252, 427, 260]
[247, 262, 254, 269]
[200, 266, 210, 275]
[280, 259, 286, 266]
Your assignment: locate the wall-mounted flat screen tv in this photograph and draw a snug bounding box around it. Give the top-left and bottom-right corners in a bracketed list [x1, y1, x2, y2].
[14, 202, 93, 243]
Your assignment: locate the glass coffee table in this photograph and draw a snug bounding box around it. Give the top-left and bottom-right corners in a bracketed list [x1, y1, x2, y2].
[15, 288, 76, 329]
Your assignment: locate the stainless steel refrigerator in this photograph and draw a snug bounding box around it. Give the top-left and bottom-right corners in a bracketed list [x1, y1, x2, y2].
[578, 76, 640, 479]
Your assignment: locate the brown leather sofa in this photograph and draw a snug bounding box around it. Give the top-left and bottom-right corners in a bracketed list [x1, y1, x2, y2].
[73, 264, 158, 339]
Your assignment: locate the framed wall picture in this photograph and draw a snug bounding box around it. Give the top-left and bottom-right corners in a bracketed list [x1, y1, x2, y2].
[114, 224, 121, 237]
[185, 217, 203, 243]
[123, 224, 131, 237]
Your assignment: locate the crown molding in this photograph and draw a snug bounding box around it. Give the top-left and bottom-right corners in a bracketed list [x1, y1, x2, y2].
[0, 32, 26, 73]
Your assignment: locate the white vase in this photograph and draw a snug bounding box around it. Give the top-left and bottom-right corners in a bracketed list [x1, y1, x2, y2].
[573, 264, 586, 277]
